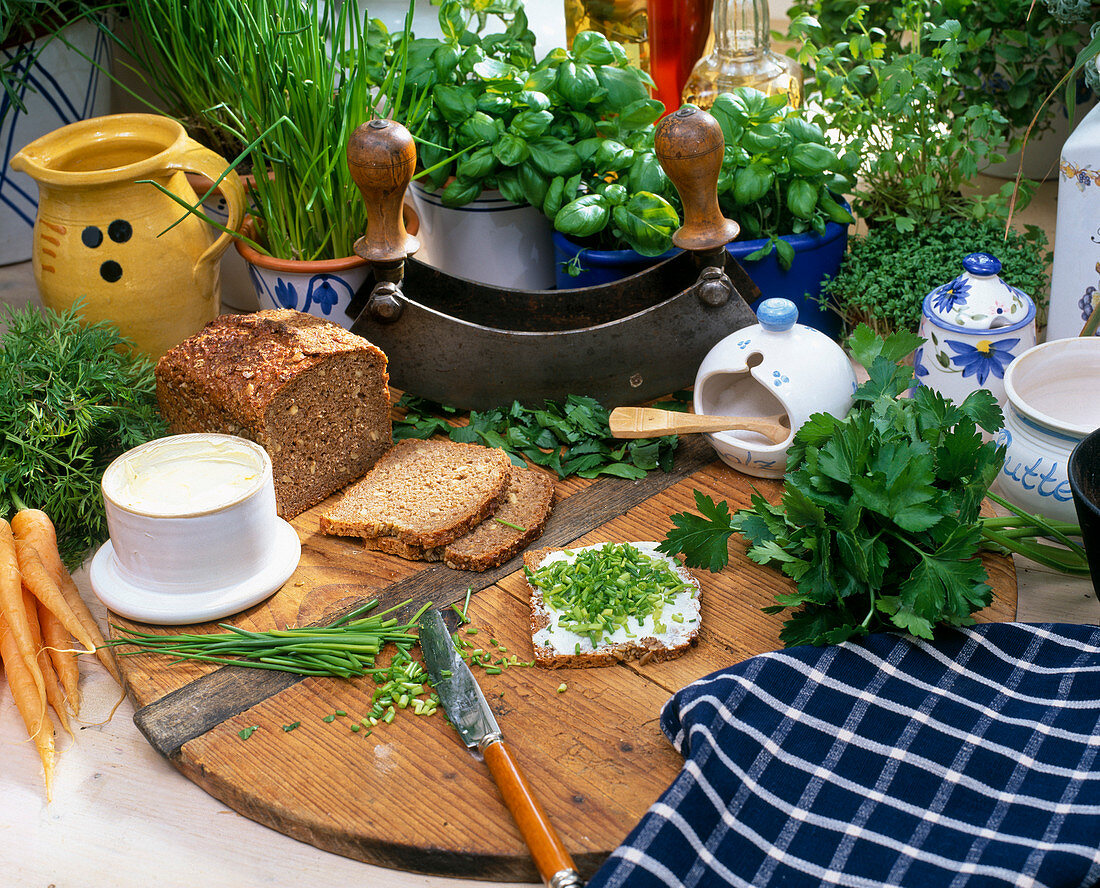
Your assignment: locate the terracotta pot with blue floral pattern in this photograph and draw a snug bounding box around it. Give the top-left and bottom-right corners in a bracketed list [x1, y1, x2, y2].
[914, 252, 1036, 406]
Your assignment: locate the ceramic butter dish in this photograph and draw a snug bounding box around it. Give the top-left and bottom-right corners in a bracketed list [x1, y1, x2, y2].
[89, 433, 301, 624]
[694, 298, 856, 479]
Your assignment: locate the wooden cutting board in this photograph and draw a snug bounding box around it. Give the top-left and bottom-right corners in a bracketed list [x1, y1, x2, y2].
[109, 433, 1017, 883]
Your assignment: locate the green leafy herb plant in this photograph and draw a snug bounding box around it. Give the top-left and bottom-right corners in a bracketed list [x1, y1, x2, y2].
[785, 0, 1099, 143]
[658, 325, 1088, 647]
[789, 5, 1023, 231]
[706, 87, 857, 269]
[552, 83, 856, 265]
[103, 0, 424, 263]
[396, 0, 679, 257]
[0, 303, 166, 566]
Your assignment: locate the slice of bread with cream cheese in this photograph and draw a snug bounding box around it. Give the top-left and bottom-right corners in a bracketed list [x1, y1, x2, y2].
[523, 541, 701, 668]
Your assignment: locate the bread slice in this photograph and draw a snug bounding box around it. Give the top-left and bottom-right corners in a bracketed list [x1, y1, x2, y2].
[523, 542, 701, 669]
[318, 438, 512, 548]
[360, 466, 555, 571]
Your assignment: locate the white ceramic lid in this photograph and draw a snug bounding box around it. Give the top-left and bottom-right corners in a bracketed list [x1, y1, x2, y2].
[924, 252, 1033, 330]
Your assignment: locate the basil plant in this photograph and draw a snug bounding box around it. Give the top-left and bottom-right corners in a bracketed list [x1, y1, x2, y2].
[393, 0, 679, 256]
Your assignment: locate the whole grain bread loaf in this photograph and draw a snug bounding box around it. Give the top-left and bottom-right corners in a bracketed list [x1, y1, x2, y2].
[155, 309, 391, 520]
[361, 465, 555, 571]
[523, 542, 701, 669]
[319, 438, 513, 548]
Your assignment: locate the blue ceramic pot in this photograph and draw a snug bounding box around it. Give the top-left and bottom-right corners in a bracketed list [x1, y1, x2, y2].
[726, 221, 849, 340]
[551, 232, 680, 289]
[552, 217, 850, 339]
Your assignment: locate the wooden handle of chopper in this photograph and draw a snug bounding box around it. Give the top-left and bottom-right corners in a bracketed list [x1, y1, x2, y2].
[482, 739, 581, 887]
[347, 118, 420, 263]
[654, 106, 740, 252]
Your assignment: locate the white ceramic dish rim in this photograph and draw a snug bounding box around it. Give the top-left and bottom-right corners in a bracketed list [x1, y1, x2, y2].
[1003, 338, 1100, 438]
[101, 433, 271, 519]
[88, 518, 301, 625]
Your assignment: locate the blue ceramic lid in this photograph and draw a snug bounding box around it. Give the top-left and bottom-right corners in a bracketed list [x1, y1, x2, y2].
[756, 298, 798, 332]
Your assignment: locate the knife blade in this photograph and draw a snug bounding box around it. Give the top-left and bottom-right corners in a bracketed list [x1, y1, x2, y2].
[419, 609, 583, 888]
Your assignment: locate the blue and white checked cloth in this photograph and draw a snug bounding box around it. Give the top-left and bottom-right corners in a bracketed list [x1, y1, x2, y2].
[589, 623, 1100, 888]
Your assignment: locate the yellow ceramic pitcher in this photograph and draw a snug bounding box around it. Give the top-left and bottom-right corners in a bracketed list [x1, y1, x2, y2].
[10, 114, 245, 359]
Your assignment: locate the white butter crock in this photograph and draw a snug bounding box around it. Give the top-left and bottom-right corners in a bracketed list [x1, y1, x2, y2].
[89, 433, 301, 624]
[993, 338, 1100, 523]
[694, 298, 857, 478]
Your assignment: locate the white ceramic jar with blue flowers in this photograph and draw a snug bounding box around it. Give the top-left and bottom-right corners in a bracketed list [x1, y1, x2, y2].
[913, 252, 1037, 406]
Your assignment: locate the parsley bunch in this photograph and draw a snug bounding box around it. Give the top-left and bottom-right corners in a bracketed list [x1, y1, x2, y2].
[393, 393, 680, 479]
[661, 326, 1011, 647]
[0, 304, 166, 566]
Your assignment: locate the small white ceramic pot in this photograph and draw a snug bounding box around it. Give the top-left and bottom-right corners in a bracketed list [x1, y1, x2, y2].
[993, 338, 1100, 524]
[408, 181, 556, 290]
[89, 433, 301, 624]
[694, 298, 857, 479]
[914, 252, 1037, 406]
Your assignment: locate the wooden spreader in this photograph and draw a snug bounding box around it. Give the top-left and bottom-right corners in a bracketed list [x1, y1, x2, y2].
[344, 107, 760, 410]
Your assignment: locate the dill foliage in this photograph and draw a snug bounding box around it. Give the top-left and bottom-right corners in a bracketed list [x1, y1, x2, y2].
[0, 305, 166, 566]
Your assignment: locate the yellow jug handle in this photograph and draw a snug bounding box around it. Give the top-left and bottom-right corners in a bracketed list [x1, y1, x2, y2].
[164, 140, 247, 268]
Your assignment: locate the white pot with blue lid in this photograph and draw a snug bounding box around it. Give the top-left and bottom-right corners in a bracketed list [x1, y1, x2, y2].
[914, 252, 1037, 406]
[694, 298, 857, 479]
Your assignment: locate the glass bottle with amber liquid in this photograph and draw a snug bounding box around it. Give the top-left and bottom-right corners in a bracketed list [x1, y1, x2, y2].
[682, 0, 802, 109]
[564, 0, 651, 71]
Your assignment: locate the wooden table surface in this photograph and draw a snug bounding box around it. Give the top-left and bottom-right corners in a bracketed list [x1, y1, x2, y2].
[4, 174, 1099, 886]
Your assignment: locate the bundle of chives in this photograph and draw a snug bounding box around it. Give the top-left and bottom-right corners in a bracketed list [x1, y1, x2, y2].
[104, 600, 431, 679]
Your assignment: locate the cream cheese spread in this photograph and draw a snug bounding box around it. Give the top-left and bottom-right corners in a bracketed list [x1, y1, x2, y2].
[103, 434, 268, 516]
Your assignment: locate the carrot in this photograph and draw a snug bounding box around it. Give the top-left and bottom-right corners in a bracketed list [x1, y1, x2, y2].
[14, 539, 97, 656]
[0, 519, 46, 715]
[11, 509, 121, 685]
[23, 587, 72, 737]
[37, 596, 81, 716]
[0, 610, 56, 800]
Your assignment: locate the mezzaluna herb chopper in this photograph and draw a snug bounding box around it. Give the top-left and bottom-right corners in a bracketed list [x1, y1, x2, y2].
[343, 106, 760, 410]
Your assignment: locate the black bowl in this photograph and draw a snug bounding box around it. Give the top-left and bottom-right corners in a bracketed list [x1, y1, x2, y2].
[1068, 427, 1100, 596]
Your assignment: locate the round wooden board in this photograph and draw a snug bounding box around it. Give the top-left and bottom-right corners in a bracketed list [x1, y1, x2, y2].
[109, 437, 1017, 882]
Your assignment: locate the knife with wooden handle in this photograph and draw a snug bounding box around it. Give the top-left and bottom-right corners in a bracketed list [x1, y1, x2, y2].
[419, 610, 583, 888]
